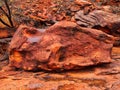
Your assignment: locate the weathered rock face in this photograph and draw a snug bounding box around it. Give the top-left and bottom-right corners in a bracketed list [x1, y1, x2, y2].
[9, 21, 115, 71]
[75, 10, 120, 37]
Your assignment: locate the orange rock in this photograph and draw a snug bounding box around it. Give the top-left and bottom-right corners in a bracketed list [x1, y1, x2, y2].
[9, 21, 115, 71]
[75, 0, 92, 6]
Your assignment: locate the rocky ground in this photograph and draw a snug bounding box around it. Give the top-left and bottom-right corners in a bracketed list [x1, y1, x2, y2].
[0, 0, 120, 90]
[0, 47, 120, 90]
[10, 0, 120, 28]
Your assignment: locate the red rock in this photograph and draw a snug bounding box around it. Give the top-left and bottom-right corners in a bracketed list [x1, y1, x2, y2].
[70, 5, 80, 12]
[9, 21, 115, 71]
[75, 10, 120, 37]
[75, 0, 92, 6]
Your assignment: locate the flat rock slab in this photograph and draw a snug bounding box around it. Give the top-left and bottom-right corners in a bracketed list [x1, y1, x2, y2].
[9, 21, 115, 71]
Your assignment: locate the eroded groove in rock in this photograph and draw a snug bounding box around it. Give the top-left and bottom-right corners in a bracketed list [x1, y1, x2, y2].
[9, 21, 115, 71]
[75, 10, 120, 37]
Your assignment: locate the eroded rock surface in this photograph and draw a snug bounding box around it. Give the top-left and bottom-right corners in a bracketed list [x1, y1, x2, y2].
[75, 10, 120, 37]
[9, 21, 115, 71]
[1, 47, 120, 90]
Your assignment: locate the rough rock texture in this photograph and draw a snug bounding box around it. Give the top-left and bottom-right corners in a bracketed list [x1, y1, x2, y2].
[0, 47, 119, 90]
[9, 21, 115, 71]
[75, 10, 120, 37]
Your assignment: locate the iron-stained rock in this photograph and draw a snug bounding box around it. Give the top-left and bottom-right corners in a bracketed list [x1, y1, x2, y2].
[75, 10, 120, 37]
[9, 21, 115, 71]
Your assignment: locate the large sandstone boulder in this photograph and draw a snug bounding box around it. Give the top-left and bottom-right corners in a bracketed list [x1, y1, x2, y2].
[9, 21, 115, 71]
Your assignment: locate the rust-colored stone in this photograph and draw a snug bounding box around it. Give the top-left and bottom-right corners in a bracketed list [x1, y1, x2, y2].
[75, 10, 120, 37]
[75, 0, 92, 6]
[9, 21, 115, 71]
